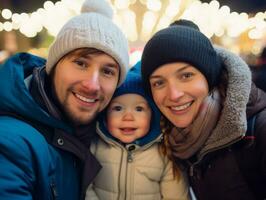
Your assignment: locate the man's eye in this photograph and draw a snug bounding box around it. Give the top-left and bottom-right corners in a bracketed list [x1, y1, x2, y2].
[74, 60, 87, 68]
[136, 106, 144, 112]
[102, 67, 116, 77]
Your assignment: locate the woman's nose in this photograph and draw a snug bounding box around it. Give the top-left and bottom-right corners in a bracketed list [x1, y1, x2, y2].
[168, 83, 184, 101]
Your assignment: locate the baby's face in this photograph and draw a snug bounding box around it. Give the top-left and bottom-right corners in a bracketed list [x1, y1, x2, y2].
[107, 94, 151, 144]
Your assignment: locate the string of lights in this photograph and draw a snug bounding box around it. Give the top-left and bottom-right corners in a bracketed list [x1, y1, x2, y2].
[0, 0, 265, 64]
[0, 0, 265, 40]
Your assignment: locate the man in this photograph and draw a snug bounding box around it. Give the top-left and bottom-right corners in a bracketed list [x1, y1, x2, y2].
[0, 0, 129, 199]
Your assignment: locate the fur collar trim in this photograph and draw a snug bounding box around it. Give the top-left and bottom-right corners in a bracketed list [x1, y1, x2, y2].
[198, 46, 251, 159]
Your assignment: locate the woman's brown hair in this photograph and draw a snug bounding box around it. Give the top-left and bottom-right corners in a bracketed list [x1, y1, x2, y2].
[158, 116, 181, 179]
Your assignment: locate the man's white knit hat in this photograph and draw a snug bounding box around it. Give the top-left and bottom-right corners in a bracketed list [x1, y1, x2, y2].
[46, 0, 129, 86]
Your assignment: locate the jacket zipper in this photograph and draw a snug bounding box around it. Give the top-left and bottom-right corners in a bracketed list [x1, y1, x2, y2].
[124, 145, 136, 200]
[127, 145, 135, 163]
[96, 128, 164, 199]
[50, 182, 58, 200]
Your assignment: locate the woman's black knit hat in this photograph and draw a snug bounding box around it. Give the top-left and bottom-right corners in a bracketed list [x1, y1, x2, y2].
[141, 19, 222, 96]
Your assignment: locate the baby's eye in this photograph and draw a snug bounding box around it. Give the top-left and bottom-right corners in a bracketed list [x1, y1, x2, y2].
[136, 106, 144, 112]
[112, 105, 122, 111]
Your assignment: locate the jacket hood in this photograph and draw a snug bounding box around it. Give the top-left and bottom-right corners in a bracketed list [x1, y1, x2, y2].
[96, 62, 161, 147]
[198, 46, 252, 157]
[0, 53, 70, 131]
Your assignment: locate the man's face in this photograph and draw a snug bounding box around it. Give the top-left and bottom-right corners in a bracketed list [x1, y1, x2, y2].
[52, 49, 119, 125]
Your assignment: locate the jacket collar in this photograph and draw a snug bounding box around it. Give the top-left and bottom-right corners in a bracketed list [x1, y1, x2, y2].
[30, 62, 101, 200]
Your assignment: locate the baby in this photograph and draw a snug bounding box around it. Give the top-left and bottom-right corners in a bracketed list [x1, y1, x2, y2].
[86, 62, 190, 200]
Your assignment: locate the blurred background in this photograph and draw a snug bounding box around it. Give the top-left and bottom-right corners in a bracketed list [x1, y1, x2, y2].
[1, 0, 266, 67]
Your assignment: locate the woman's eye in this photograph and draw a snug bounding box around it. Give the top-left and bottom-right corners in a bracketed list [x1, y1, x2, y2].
[136, 106, 144, 112]
[181, 72, 194, 79]
[151, 80, 164, 88]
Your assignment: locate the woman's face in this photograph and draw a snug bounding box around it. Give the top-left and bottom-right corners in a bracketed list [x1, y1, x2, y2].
[149, 62, 209, 128]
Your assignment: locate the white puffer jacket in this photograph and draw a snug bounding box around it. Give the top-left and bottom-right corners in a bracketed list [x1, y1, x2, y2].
[86, 124, 190, 200]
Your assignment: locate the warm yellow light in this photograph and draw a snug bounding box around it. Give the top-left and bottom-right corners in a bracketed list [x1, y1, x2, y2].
[139, 0, 147, 5]
[2, 9, 12, 20]
[215, 28, 224, 37]
[11, 13, 21, 23]
[3, 21, 12, 31]
[219, 5, 230, 17]
[0, 0, 265, 45]
[249, 28, 263, 39]
[44, 1, 54, 10]
[141, 11, 158, 40]
[165, 0, 180, 17]
[255, 12, 265, 20]
[129, 0, 137, 4]
[12, 22, 20, 30]
[209, 0, 220, 9]
[147, 0, 161, 12]
[114, 0, 130, 10]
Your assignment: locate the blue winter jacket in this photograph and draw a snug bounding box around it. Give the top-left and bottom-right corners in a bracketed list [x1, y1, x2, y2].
[0, 53, 100, 200]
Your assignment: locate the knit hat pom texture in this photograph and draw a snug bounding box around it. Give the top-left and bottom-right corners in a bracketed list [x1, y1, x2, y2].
[81, 0, 113, 18]
[46, 0, 129, 86]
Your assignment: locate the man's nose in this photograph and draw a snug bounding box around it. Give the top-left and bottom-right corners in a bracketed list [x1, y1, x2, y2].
[81, 69, 100, 91]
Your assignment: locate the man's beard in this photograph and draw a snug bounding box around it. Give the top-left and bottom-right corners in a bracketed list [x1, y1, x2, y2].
[62, 100, 100, 126]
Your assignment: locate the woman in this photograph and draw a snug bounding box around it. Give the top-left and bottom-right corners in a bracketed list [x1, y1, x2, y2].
[252, 47, 266, 92]
[141, 19, 266, 200]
